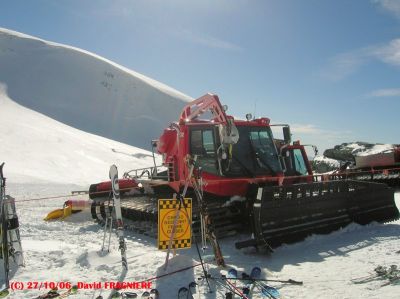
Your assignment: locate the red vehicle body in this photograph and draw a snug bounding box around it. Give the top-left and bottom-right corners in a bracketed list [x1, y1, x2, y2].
[90, 93, 398, 249]
[155, 93, 313, 197]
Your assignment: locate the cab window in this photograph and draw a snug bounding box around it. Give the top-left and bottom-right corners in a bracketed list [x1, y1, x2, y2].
[190, 128, 218, 174]
[292, 149, 308, 175]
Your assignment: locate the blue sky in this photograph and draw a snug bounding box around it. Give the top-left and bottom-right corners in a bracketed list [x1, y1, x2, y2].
[1, 0, 399, 153]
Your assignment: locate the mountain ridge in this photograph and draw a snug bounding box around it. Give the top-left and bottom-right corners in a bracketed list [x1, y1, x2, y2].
[0, 27, 192, 150]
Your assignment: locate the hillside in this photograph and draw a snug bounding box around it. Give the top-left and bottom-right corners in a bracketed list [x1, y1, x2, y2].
[0, 28, 192, 150]
[0, 86, 158, 185]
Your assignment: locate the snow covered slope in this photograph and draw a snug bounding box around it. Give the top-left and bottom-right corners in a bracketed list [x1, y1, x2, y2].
[0, 28, 192, 150]
[0, 85, 157, 185]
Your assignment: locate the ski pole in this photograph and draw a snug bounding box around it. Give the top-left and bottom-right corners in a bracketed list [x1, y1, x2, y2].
[224, 278, 249, 299]
[228, 276, 303, 285]
[195, 237, 212, 293]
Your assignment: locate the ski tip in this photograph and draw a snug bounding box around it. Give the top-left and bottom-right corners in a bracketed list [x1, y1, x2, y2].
[124, 292, 138, 298]
[188, 281, 197, 288]
[250, 266, 262, 279]
[227, 268, 238, 276]
[261, 286, 280, 298]
[178, 287, 188, 293]
[149, 289, 159, 299]
[178, 287, 188, 298]
[0, 289, 9, 299]
[111, 291, 121, 298]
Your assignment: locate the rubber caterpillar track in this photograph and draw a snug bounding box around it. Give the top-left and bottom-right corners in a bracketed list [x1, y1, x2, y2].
[90, 193, 246, 239]
[90, 179, 399, 249]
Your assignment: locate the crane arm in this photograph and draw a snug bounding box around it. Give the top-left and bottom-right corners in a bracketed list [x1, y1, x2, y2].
[179, 93, 228, 124]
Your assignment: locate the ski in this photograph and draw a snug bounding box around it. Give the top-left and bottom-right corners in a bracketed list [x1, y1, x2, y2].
[0, 163, 9, 294]
[111, 291, 121, 298]
[226, 268, 238, 295]
[178, 287, 188, 299]
[0, 289, 8, 298]
[352, 265, 399, 285]
[242, 266, 261, 296]
[149, 288, 159, 299]
[380, 266, 400, 287]
[141, 291, 150, 299]
[188, 282, 196, 299]
[381, 276, 400, 287]
[109, 165, 128, 270]
[57, 285, 78, 298]
[110, 291, 139, 298]
[224, 268, 248, 299]
[260, 284, 280, 299]
[243, 267, 280, 299]
[34, 288, 60, 299]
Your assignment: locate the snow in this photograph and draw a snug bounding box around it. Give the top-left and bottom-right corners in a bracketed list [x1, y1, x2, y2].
[0, 27, 192, 150]
[335, 142, 396, 158]
[0, 28, 399, 299]
[0, 87, 157, 185]
[0, 28, 191, 103]
[5, 181, 400, 299]
[356, 144, 395, 157]
[344, 143, 366, 153]
[313, 155, 341, 168]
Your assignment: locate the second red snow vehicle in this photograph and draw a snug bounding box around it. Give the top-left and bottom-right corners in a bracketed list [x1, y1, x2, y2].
[89, 94, 399, 249]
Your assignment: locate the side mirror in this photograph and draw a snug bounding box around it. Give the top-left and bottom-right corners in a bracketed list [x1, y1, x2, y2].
[279, 155, 287, 173]
[313, 146, 319, 157]
[283, 126, 291, 144]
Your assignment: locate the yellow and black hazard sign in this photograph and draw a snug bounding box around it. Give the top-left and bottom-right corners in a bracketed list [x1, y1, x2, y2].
[158, 198, 192, 250]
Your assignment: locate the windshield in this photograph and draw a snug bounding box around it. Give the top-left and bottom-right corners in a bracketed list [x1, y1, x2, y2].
[224, 126, 282, 177]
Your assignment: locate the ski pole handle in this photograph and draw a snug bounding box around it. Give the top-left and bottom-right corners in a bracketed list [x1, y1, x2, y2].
[287, 279, 303, 285]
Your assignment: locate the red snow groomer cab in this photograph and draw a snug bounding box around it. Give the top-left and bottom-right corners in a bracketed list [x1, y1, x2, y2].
[90, 94, 399, 249]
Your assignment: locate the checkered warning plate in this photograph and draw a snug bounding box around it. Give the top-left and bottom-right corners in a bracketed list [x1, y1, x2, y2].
[158, 198, 192, 250]
[158, 238, 191, 250]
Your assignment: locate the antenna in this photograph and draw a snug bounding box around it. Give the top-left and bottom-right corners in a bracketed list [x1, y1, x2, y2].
[253, 99, 257, 119]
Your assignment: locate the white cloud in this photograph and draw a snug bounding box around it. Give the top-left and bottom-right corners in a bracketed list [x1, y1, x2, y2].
[321, 38, 400, 80]
[321, 50, 368, 81]
[373, 0, 400, 18]
[366, 88, 400, 97]
[174, 29, 243, 51]
[290, 124, 322, 134]
[371, 38, 400, 65]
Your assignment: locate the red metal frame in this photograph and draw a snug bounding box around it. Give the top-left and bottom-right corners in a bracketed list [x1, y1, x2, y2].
[157, 94, 314, 197]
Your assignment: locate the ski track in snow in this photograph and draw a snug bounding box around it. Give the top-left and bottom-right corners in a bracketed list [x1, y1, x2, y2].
[2, 182, 399, 299]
